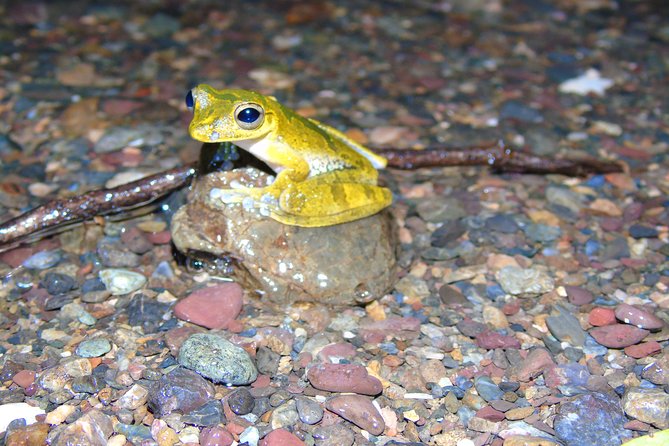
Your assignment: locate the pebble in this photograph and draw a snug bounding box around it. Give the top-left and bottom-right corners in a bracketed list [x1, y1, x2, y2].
[553, 392, 630, 446]
[75, 338, 112, 358]
[496, 266, 555, 296]
[147, 367, 215, 417]
[312, 424, 355, 446]
[270, 400, 299, 429]
[628, 224, 658, 239]
[126, 293, 170, 332]
[588, 307, 617, 326]
[295, 396, 324, 425]
[563, 286, 594, 305]
[52, 410, 113, 446]
[200, 426, 234, 446]
[0, 403, 45, 433]
[173, 283, 243, 330]
[178, 333, 258, 385]
[259, 429, 305, 446]
[509, 348, 555, 382]
[22, 250, 61, 270]
[325, 395, 385, 436]
[12, 370, 36, 388]
[474, 376, 504, 402]
[4, 422, 49, 445]
[38, 358, 92, 392]
[99, 268, 146, 295]
[546, 305, 587, 346]
[622, 387, 669, 429]
[485, 214, 519, 233]
[476, 330, 521, 349]
[228, 388, 255, 415]
[589, 324, 650, 348]
[614, 303, 664, 330]
[182, 400, 224, 427]
[307, 363, 382, 395]
[41, 272, 77, 295]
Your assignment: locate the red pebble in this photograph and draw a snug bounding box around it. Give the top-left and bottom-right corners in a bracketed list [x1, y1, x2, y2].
[590, 324, 649, 348]
[588, 307, 617, 326]
[475, 406, 505, 422]
[200, 426, 234, 446]
[259, 429, 305, 446]
[12, 370, 36, 388]
[624, 341, 662, 359]
[173, 283, 243, 329]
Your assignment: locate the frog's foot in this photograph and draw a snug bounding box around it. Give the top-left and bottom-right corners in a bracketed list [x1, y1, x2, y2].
[209, 186, 280, 218]
[273, 182, 392, 227]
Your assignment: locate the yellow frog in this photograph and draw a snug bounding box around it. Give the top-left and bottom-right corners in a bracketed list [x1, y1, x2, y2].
[186, 84, 392, 227]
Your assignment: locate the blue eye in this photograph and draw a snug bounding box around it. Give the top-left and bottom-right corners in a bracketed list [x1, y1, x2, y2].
[234, 104, 265, 129]
[185, 90, 194, 110]
[237, 107, 260, 123]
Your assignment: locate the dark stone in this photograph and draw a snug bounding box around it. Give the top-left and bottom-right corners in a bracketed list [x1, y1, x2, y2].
[41, 272, 77, 295]
[228, 388, 255, 415]
[628, 224, 658, 239]
[126, 293, 170, 333]
[485, 214, 519, 234]
[430, 220, 467, 247]
[256, 346, 280, 375]
[147, 367, 215, 417]
[181, 399, 225, 427]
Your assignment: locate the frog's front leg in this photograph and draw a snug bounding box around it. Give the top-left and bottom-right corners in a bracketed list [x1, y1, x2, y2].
[209, 173, 392, 227]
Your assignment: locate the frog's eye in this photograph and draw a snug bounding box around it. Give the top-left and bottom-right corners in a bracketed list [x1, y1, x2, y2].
[235, 103, 264, 130]
[185, 90, 195, 111]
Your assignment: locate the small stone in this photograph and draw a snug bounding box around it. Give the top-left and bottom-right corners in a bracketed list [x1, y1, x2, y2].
[147, 367, 215, 417]
[628, 224, 658, 239]
[307, 363, 382, 395]
[622, 387, 669, 429]
[182, 400, 224, 427]
[502, 436, 560, 446]
[496, 266, 554, 296]
[563, 286, 594, 305]
[126, 293, 170, 333]
[200, 426, 234, 446]
[546, 305, 587, 346]
[475, 406, 505, 422]
[75, 338, 112, 358]
[474, 376, 504, 402]
[178, 333, 258, 385]
[174, 283, 243, 330]
[156, 426, 180, 446]
[38, 358, 92, 392]
[326, 395, 385, 436]
[482, 305, 508, 329]
[0, 403, 45, 433]
[41, 272, 77, 295]
[505, 406, 535, 421]
[259, 428, 305, 446]
[115, 384, 149, 410]
[295, 396, 324, 425]
[4, 422, 49, 446]
[554, 392, 630, 445]
[476, 330, 521, 349]
[588, 307, 617, 326]
[12, 370, 36, 388]
[624, 341, 662, 358]
[614, 303, 664, 330]
[52, 410, 113, 446]
[270, 399, 299, 429]
[22, 250, 61, 270]
[99, 269, 146, 295]
[45, 404, 77, 425]
[228, 388, 255, 415]
[590, 324, 649, 348]
[508, 348, 555, 382]
[312, 423, 355, 446]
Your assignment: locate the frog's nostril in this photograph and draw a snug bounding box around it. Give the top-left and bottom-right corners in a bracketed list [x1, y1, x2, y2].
[185, 90, 195, 110]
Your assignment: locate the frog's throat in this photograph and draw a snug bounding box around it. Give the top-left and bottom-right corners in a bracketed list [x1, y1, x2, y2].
[234, 137, 286, 174]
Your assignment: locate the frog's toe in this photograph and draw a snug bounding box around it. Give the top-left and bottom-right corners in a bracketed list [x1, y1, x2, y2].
[209, 187, 246, 204]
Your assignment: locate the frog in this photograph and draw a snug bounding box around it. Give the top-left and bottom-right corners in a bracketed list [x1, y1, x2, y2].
[186, 84, 392, 227]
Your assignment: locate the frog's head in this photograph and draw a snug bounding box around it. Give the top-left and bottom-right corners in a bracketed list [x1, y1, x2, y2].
[187, 85, 278, 143]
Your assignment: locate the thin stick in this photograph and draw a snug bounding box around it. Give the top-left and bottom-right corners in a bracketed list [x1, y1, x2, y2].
[0, 164, 196, 248]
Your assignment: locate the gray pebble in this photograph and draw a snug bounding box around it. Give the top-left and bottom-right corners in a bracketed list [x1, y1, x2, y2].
[178, 333, 257, 385]
[546, 305, 586, 347]
[75, 338, 112, 358]
[270, 399, 299, 429]
[474, 376, 504, 402]
[41, 272, 77, 295]
[22, 250, 61, 270]
[228, 388, 255, 415]
[99, 269, 146, 295]
[295, 396, 324, 425]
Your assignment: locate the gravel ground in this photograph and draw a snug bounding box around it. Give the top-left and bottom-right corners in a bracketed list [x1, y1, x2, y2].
[0, 1, 668, 445]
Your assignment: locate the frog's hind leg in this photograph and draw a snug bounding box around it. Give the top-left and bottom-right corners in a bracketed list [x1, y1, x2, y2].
[272, 182, 392, 227]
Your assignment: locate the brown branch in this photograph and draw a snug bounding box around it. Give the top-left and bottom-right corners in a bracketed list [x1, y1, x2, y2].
[0, 163, 196, 249]
[381, 141, 624, 175]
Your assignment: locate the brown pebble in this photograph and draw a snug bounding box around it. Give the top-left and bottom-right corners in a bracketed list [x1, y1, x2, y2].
[505, 406, 535, 420]
[307, 363, 382, 396]
[614, 303, 664, 331]
[325, 395, 385, 436]
[564, 285, 594, 305]
[588, 307, 617, 326]
[12, 370, 36, 388]
[590, 324, 649, 348]
[259, 428, 305, 446]
[624, 341, 662, 359]
[173, 283, 243, 330]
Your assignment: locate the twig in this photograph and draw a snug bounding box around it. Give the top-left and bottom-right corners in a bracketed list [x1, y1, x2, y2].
[0, 163, 196, 249]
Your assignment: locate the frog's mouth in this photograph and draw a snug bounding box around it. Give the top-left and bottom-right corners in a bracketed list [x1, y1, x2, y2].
[199, 142, 276, 177]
